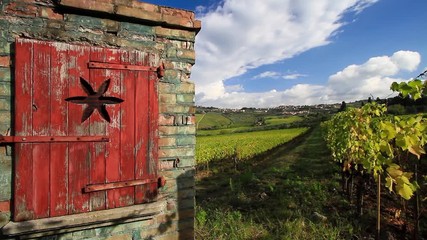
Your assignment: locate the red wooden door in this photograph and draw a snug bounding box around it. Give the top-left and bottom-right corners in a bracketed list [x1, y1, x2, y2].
[13, 38, 159, 221]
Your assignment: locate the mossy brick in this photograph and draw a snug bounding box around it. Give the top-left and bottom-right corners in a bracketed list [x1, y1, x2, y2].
[59, 0, 114, 14]
[159, 93, 176, 104]
[178, 198, 194, 210]
[159, 168, 195, 179]
[9, 16, 45, 28]
[65, 14, 109, 30]
[159, 104, 190, 114]
[0, 110, 11, 124]
[72, 229, 96, 239]
[107, 219, 155, 235]
[0, 56, 10, 67]
[176, 94, 194, 104]
[178, 227, 195, 240]
[0, 98, 11, 111]
[46, 19, 64, 29]
[116, 5, 162, 22]
[3, 1, 38, 18]
[176, 135, 195, 146]
[117, 38, 156, 50]
[163, 188, 194, 200]
[0, 161, 12, 201]
[159, 126, 195, 135]
[159, 114, 175, 125]
[166, 177, 195, 193]
[0, 212, 11, 229]
[39, 6, 64, 20]
[156, 212, 179, 226]
[168, 61, 193, 73]
[165, 48, 178, 58]
[0, 82, 11, 96]
[63, 30, 105, 43]
[169, 40, 194, 50]
[176, 82, 194, 94]
[0, 68, 11, 82]
[176, 49, 195, 62]
[159, 137, 176, 147]
[0, 41, 11, 55]
[120, 22, 154, 35]
[158, 82, 175, 93]
[106, 233, 133, 240]
[139, 227, 165, 239]
[154, 27, 196, 41]
[162, 69, 181, 83]
[178, 209, 195, 221]
[158, 147, 194, 158]
[176, 157, 195, 168]
[0, 17, 10, 30]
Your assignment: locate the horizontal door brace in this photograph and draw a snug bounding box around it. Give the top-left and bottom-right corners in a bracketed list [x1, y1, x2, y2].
[0, 135, 109, 144]
[84, 177, 166, 193]
[88, 62, 156, 71]
[88, 62, 165, 77]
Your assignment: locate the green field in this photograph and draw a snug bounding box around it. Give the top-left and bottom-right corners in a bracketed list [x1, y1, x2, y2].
[196, 128, 308, 164]
[196, 113, 304, 136]
[196, 112, 232, 130]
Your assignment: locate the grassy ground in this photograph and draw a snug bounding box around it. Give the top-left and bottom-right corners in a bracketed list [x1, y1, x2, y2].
[195, 127, 370, 239]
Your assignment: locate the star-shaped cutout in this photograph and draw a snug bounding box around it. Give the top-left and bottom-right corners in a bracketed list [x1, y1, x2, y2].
[65, 77, 124, 123]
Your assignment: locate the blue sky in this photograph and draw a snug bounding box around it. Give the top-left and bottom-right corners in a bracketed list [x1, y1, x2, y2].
[142, 0, 427, 108]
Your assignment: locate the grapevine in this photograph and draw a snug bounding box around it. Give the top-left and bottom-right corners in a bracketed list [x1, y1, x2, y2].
[322, 76, 427, 238]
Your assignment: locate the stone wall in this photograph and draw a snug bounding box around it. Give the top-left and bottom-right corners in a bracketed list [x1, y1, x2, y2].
[0, 0, 200, 239]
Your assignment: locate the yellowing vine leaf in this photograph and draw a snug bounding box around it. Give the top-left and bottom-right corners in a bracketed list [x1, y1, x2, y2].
[408, 145, 426, 159]
[387, 164, 403, 178]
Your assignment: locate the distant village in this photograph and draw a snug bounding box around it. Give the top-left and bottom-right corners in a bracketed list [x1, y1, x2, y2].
[196, 103, 342, 116]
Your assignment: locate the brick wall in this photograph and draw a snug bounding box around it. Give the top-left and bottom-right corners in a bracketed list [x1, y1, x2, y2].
[0, 0, 200, 239]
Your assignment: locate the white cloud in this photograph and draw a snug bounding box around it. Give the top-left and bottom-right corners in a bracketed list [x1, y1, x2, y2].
[192, 0, 379, 104]
[195, 51, 421, 108]
[283, 73, 307, 80]
[224, 84, 244, 92]
[253, 71, 281, 79]
[252, 71, 307, 80]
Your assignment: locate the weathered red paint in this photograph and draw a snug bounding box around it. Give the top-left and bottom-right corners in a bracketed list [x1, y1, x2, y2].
[13, 38, 160, 221]
[0, 136, 109, 143]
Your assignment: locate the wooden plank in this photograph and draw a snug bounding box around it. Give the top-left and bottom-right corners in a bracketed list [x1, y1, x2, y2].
[104, 48, 122, 209]
[134, 51, 150, 204]
[31, 41, 51, 219]
[88, 46, 107, 211]
[84, 178, 157, 193]
[0, 136, 109, 143]
[88, 62, 156, 71]
[147, 66, 159, 202]
[27, 41, 51, 219]
[49, 42, 69, 217]
[2, 201, 165, 237]
[68, 44, 91, 214]
[118, 49, 136, 207]
[14, 39, 35, 221]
